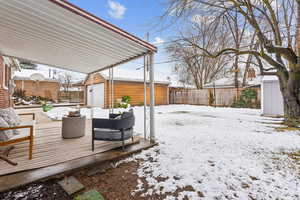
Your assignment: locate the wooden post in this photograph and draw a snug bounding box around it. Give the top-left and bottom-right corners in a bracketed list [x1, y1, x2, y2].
[29, 126, 33, 160]
[213, 82, 216, 107]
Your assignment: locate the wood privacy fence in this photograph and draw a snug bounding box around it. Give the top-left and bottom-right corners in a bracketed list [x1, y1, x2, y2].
[58, 91, 85, 103]
[169, 88, 261, 107]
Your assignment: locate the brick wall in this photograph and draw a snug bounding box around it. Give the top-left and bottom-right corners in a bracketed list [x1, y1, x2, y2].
[0, 56, 11, 108]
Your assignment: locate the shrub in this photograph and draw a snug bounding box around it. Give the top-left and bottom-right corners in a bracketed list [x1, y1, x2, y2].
[231, 89, 258, 108]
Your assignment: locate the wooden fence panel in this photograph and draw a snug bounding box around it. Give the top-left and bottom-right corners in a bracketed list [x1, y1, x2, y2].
[215, 89, 238, 106]
[170, 88, 261, 107]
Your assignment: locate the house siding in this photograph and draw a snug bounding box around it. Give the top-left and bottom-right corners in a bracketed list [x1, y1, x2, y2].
[85, 73, 169, 108]
[0, 56, 11, 108]
[105, 81, 168, 108]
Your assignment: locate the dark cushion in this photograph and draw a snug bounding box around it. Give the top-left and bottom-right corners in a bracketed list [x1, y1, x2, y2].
[121, 109, 134, 119]
[114, 115, 122, 120]
[94, 128, 133, 141]
[109, 113, 121, 119]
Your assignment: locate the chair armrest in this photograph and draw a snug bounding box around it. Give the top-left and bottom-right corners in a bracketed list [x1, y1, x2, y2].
[19, 113, 36, 120]
[0, 125, 34, 146]
[0, 125, 33, 131]
[92, 118, 117, 129]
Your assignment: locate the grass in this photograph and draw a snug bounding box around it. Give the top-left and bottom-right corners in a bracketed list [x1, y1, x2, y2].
[286, 151, 300, 161]
[260, 121, 300, 132]
[274, 126, 300, 132]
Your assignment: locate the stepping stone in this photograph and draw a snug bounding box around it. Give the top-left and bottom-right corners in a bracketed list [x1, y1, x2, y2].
[57, 176, 84, 195]
[75, 190, 105, 200]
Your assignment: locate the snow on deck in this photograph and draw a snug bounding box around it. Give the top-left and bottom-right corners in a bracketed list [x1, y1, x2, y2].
[46, 105, 300, 199]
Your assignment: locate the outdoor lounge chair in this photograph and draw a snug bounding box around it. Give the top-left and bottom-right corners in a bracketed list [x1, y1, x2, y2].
[0, 109, 35, 166]
[92, 109, 135, 151]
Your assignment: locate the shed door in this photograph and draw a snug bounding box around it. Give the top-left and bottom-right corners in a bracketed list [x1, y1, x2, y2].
[262, 81, 284, 116]
[87, 83, 104, 108]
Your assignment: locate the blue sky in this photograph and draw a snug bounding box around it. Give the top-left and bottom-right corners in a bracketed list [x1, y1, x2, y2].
[41, 0, 175, 79]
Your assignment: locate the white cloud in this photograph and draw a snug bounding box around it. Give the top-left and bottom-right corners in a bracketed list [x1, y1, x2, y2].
[152, 37, 164, 45]
[107, 0, 126, 19]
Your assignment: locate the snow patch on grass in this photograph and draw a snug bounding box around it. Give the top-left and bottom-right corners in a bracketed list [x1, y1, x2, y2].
[47, 105, 300, 199]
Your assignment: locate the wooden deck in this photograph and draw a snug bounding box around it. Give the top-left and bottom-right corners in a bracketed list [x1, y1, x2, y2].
[0, 139, 156, 192]
[0, 120, 141, 176]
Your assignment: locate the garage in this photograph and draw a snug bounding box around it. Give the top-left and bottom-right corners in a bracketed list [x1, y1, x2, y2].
[84, 69, 170, 108]
[87, 83, 104, 107]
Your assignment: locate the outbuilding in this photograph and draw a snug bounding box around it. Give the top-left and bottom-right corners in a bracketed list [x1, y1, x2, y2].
[85, 69, 170, 108]
[261, 76, 284, 116]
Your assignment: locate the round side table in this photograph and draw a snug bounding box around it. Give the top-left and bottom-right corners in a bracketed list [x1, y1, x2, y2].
[62, 116, 86, 139]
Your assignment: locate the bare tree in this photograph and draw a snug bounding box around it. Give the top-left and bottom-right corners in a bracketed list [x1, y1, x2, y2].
[167, 16, 231, 89]
[224, 7, 248, 88]
[58, 72, 73, 101]
[163, 0, 300, 122]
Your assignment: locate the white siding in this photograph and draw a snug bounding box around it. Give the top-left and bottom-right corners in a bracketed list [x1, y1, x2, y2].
[87, 83, 104, 108]
[262, 78, 284, 116]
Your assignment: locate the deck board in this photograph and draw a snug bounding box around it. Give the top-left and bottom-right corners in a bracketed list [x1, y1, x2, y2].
[0, 139, 156, 193]
[0, 120, 140, 176]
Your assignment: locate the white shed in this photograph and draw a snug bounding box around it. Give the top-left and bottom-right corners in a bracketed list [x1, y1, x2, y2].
[261, 76, 284, 116]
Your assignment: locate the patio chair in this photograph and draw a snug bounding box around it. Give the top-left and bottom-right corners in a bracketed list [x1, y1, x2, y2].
[92, 109, 135, 151]
[0, 108, 35, 166]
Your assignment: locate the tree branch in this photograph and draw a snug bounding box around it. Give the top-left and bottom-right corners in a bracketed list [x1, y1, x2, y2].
[264, 45, 298, 63]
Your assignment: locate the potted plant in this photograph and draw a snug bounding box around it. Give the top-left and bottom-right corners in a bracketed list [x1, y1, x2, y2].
[42, 101, 53, 112]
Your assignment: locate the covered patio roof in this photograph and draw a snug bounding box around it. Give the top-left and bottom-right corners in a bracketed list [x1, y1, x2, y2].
[0, 0, 156, 74]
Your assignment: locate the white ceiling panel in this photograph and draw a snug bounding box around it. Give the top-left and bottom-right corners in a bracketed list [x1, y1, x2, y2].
[0, 0, 156, 74]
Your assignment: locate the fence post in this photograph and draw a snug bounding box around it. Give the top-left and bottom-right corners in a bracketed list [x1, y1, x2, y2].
[213, 83, 216, 107]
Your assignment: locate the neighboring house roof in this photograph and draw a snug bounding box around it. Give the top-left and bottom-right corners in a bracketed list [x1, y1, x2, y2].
[98, 69, 170, 85]
[204, 76, 262, 89]
[13, 69, 59, 82]
[262, 75, 278, 82]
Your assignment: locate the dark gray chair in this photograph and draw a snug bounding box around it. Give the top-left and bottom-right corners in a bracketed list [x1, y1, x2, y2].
[92, 109, 135, 151]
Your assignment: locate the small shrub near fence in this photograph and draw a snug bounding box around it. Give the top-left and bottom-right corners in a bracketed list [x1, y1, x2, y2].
[169, 87, 261, 108]
[231, 88, 260, 108]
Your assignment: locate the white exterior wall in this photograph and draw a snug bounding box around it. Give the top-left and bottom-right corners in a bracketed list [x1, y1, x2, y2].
[87, 83, 104, 108]
[262, 77, 284, 116]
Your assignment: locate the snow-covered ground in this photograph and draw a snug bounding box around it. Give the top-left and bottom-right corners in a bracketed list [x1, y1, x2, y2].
[46, 105, 300, 200]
